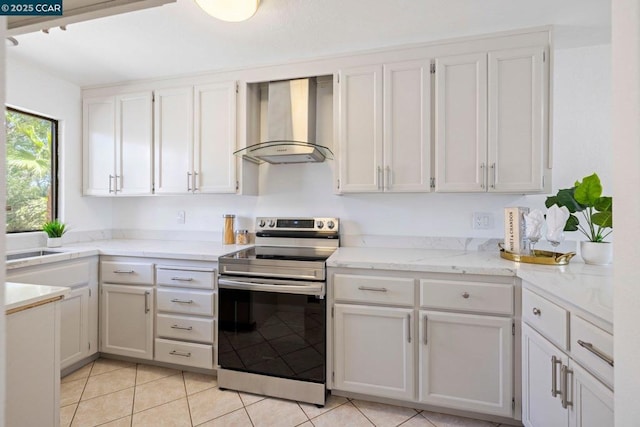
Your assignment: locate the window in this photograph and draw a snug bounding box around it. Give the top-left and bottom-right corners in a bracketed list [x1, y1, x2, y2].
[5, 107, 58, 232]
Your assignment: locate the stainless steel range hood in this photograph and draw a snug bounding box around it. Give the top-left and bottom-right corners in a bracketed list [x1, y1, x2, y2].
[234, 78, 333, 164]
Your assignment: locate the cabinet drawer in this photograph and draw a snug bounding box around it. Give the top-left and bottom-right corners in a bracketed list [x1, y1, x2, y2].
[522, 288, 568, 349]
[101, 261, 154, 285]
[419, 279, 513, 315]
[334, 274, 414, 306]
[157, 288, 215, 316]
[156, 268, 215, 290]
[157, 314, 214, 344]
[155, 338, 213, 369]
[571, 314, 614, 387]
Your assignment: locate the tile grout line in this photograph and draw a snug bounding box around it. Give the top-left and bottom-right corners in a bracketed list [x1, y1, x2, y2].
[180, 370, 196, 427]
[350, 400, 377, 426]
[67, 361, 95, 427]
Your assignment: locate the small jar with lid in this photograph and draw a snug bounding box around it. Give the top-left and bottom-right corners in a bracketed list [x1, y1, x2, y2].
[223, 214, 235, 244]
[235, 229, 249, 245]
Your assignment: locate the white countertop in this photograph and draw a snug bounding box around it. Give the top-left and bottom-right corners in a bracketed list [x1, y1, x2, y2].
[5, 282, 70, 313]
[327, 246, 613, 331]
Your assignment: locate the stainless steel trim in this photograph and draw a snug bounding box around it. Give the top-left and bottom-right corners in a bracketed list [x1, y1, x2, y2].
[170, 298, 194, 304]
[533, 307, 542, 316]
[171, 277, 194, 282]
[407, 313, 411, 343]
[114, 270, 134, 274]
[171, 325, 193, 331]
[424, 314, 428, 345]
[462, 292, 470, 299]
[551, 356, 562, 398]
[221, 264, 323, 281]
[577, 340, 614, 367]
[358, 286, 387, 292]
[144, 291, 150, 313]
[187, 172, 192, 192]
[561, 365, 573, 408]
[218, 368, 325, 406]
[169, 350, 191, 357]
[219, 278, 324, 297]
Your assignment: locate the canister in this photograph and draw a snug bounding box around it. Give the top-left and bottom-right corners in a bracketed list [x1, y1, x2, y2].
[223, 214, 235, 244]
[235, 229, 249, 245]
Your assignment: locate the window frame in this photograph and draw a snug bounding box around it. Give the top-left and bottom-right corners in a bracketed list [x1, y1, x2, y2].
[5, 106, 59, 233]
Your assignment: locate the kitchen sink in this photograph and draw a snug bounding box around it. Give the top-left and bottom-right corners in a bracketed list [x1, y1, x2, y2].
[6, 250, 62, 261]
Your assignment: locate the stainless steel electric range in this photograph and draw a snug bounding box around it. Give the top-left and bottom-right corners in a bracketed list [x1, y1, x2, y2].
[217, 217, 339, 406]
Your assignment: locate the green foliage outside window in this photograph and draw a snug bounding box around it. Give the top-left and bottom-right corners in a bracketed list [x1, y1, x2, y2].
[5, 108, 57, 232]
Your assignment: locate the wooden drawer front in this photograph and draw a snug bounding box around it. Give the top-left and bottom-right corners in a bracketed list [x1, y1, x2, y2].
[157, 314, 214, 344]
[156, 268, 215, 290]
[334, 274, 414, 306]
[571, 314, 614, 387]
[157, 288, 214, 316]
[522, 288, 568, 349]
[419, 279, 513, 315]
[155, 338, 213, 369]
[101, 261, 154, 284]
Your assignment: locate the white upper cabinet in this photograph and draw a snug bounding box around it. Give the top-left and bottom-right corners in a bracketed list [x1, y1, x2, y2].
[154, 86, 194, 194]
[488, 47, 547, 192]
[336, 61, 431, 193]
[193, 82, 237, 193]
[434, 52, 488, 192]
[83, 92, 153, 196]
[154, 82, 237, 194]
[435, 47, 549, 193]
[336, 65, 384, 193]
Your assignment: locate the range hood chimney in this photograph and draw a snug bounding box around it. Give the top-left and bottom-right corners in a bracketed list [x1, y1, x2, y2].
[234, 78, 333, 164]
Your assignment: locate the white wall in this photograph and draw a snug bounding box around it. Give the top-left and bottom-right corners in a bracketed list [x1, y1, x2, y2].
[6, 57, 113, 248]
[110, 44, 613, 242]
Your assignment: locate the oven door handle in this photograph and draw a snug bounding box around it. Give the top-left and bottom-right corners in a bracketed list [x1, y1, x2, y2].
[220, 267, 321, 281]
[218, 278, 324, 297]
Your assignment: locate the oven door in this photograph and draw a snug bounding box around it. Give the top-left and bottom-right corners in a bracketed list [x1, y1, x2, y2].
[218, 277, 326, 383]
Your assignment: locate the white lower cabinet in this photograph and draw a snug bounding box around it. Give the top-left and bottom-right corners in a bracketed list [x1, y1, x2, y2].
[101, 283, 154, 359]
[333, 304, 414, 400]
[60, 286, 90, 368]
[419, 311, 513, 416]
[522, 323, 614, 427]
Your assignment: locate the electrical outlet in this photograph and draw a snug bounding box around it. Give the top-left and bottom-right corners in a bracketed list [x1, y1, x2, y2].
[177, 211, 186, 224]
[472, 212, 494, 230]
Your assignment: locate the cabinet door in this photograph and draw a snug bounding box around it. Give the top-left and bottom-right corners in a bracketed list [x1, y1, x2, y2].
[488, 47, 547, 192]
[522, 323, 569, 427]
[83, 96, 116, 195]
[101, 284, 154, 360]
[333, 304, 413, 400]
[154, 87, 194, 194]
[115, 91, 153, 195]
[570, 361, 614, 427]
[194, 82, 237, 193]
[60, 286, 90, 369]
[434, 53, 487, 192]
[336, 65, 384, 193]
[383, 60, 432, 192]
[419, 311, 513, 417]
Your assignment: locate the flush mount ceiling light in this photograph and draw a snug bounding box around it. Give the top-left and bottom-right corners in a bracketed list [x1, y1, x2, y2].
[195, 0, 260, 22]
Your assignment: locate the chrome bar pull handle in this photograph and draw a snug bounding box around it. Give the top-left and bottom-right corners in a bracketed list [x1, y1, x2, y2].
[169, 350, 191, 357]
[171, 298, 194, 304]
[480, 163, 486, 189]
[144, 291, 150, 314]
[187, 172, 192, 191]
[171, 277, 194, 282]
[407, 313, 411, 343]
[551, 356, 562, 397]
[171, 325, 193, 331]
[115, 174, 121, 192]
[193, 171, 199, 192]
[577, 340, 614, 367]
[114, 270, 135, 274]
[357, 286, 388, 292]
[561, 365, 573, 408]
[424, 314, 428, 345]
[490, 163, 496, 189]
[108, 174, 115, 193]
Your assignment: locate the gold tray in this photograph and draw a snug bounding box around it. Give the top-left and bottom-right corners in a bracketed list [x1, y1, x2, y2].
[499, 246, 575, 265]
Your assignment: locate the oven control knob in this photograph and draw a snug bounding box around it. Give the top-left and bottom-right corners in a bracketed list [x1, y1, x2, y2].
[316, 221, 324, 229]
[327, 220, 335, 229]
[268, 219, 276, 227]
[258, 219, 266, 228]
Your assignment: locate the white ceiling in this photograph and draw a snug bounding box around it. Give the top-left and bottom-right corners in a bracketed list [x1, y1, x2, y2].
[6, 0, 611, 87]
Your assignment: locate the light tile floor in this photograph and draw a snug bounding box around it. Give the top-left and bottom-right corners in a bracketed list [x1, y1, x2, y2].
[61, 358, 515, 427]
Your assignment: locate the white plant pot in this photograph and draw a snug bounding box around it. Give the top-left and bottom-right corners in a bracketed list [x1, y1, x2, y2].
[580, 241, 612, 265]
[47, 237, 62, 248]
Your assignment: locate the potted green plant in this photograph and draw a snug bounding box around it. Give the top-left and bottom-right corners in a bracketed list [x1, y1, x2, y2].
[545, 173, 612, 265]
[42, 219, 67, 248]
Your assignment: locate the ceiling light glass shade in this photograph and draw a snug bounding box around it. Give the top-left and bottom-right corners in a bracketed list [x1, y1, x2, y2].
[195, 0, 260, 22]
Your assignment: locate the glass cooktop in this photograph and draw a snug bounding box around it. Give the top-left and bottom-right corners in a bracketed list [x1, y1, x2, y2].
[221, 246, 336, 263]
